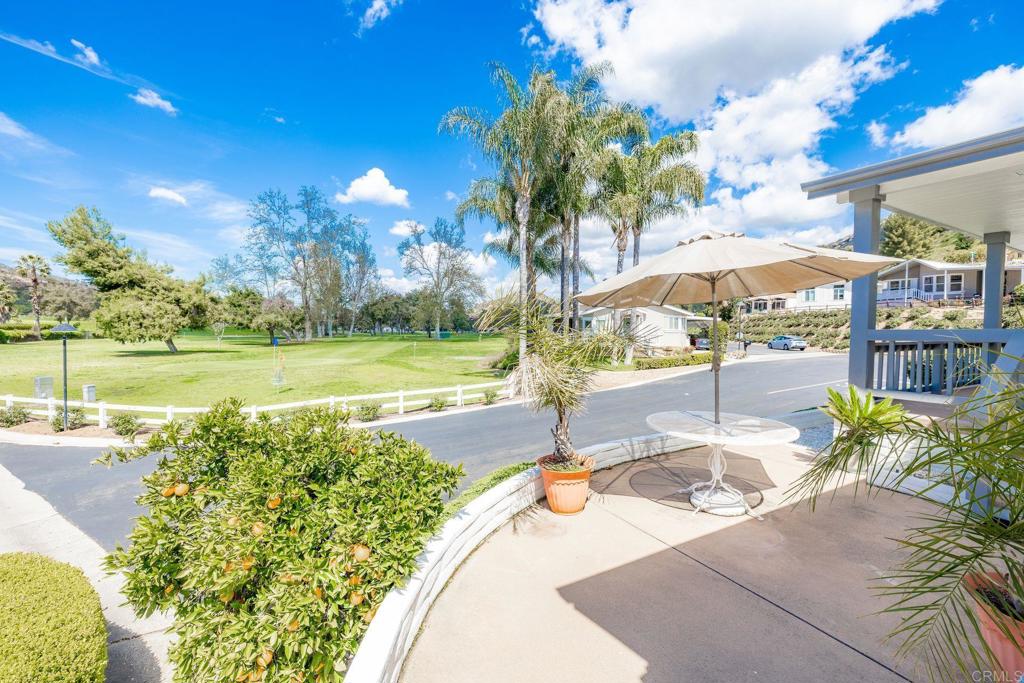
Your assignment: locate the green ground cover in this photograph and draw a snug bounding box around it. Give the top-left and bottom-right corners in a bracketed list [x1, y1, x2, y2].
[0, 331, 508, 407]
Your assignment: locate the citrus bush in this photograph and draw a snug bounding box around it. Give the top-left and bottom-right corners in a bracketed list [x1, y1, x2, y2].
[50, 406, 86, 432]
[0, 406, 30, 427]
[101, 399, 462, 683]
[109, 413, 141, 439]
[355, 401, 381, 422]
[0, 552, 107, 683]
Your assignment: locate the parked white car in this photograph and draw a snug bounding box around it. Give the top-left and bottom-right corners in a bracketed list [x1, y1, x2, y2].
[767, 335, 807, 351]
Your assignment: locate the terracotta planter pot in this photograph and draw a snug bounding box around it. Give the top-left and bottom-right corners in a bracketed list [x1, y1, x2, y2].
[537, 454, 595, 515]
[965, 571, 1024, 676]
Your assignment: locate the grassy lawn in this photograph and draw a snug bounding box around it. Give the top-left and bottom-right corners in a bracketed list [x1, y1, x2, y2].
[0, 332, 509, 407]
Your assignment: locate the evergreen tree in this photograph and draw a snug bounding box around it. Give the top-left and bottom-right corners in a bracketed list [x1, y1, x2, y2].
[879, 213, 934, 259]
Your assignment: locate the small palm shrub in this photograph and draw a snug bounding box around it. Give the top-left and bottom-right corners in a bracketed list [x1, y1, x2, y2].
[0, 553, 107, 683]
[50, 407, 85, 432]
[355, 401, 381, 422]
[101, 400, 462, 683]
[428, 395, 447, 412]
[0, 406, 30, 428]
[483, 388, 499, 405]
[109, 413, 141, 439]
[791, 383, 1024, 679]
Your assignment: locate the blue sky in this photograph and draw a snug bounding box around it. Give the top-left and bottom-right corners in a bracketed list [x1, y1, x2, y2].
[1, 0, 1022, 293]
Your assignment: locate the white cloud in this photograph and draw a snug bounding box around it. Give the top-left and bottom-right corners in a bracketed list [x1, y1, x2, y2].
[866, 120, 889, 147]
[148, 186, 188, 205]
[216, 225, 247, 245]
[0, 112, 53, 151]
[534, 0, 938, 123]
[890, 65, 1024, 150]
[335, 168, 410, 207]
[69, 38, 100, 67]
[129, 88, 178, 116]
[273, 116, 286, 124]
[444, 190, 459, 201]
[379, 269, 419, 294]
[388, 219, 422, 237]
[360, 0, 403, 31]
[119, 228, 213, 277]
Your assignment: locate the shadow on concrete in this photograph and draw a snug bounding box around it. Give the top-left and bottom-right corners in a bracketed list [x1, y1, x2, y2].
[105, 621, 163, 683]
[590, 449, 775, 512]
[557, 483, 925, 682]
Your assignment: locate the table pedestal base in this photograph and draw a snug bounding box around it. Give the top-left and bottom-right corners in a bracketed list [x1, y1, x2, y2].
[678, 443, 763, 520]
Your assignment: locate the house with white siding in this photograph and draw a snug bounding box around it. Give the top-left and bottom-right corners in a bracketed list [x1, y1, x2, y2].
[579, 305, 711, 348]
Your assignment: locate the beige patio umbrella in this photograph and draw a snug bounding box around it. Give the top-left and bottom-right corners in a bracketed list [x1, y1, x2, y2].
[577, 230, 899, 423]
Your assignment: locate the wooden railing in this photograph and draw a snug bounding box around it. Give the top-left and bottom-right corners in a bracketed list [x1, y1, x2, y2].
[2, 380, 511, 427]
[866, 329, 1015, 396]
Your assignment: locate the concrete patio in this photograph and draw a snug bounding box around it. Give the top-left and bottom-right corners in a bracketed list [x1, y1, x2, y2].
[402, 443, 932, 682]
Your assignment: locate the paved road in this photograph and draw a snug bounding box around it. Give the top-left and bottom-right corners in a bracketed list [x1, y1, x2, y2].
[0, 351, 846, 551]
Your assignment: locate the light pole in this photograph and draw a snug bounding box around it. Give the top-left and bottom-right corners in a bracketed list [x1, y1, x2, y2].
[51, 322, 76, 432]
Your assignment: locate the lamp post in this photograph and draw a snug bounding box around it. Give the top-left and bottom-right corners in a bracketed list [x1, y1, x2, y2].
[51, 323, 76, 432]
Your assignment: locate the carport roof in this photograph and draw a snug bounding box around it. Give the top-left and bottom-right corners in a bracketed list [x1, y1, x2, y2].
[802, 126, 1024, 249]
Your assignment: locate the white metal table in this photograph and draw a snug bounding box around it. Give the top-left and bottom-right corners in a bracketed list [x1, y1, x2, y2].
[646, 410, 800, 518]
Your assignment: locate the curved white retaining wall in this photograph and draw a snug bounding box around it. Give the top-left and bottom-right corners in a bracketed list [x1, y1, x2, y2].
[346, 432, 699, 683]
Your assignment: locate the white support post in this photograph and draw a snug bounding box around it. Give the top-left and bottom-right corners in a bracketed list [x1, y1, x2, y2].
[47, 396, 55, 420]
[98, 402, 107, 429]
[4, 394, 12, 409]
[983, 232, 1009, 329]
[341, 398, 348, 411]
[456, 385, 464, 407]
[166, 405, 174, 423]
[250, 406, 258, 421]
[329, 396, 336, 410]
[397, 390, 405, 415]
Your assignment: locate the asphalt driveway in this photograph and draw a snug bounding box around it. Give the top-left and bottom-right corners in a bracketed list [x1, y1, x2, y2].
[0, 351, 846, 551]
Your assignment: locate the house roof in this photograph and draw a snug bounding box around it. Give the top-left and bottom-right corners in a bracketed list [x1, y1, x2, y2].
[801, 126, 1024, 249]
[579, 304, 711, 320]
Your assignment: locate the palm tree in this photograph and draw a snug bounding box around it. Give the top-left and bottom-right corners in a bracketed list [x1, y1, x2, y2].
[595, 149, 638, 275]
[626, 133, 705, 267]
[16, 254, 50, 338]
[0, 281, 15, 324]
[441, 64, 561, 382]
[545, 63, 646, 328]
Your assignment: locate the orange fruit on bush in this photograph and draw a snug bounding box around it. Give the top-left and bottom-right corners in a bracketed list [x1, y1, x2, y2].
[267, 496, 281, 510]
[218, 589, 234, 604]
[174, 482, 190, 497]
[347, 575, 362, 586]
[164, 584, 175, 595]
[251, 522, 265, 537]
[362, 605, 378, 623]
[256, 649, 274, 668]
[287, 619, 300, 632]
[349, 592, 364, 606]
[241, 556, 254, 571]
[227, 515, 241, 528]
[351, 544, 371, 562]
[161, 486, 175, 497]
[312, 586, 323, 600]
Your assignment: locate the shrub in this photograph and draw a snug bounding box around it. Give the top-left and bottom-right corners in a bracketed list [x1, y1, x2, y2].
[491, 346, 518, 371]
[483, 388, 498, 405]
[443, 461, 534, 520]
[355, 401, 381, 422]
[634, 352, 713, 370]
[0, 406, 30, 428]
[101, 400, 462, 683]
[109, 413, 141, 439]
[0, 330, 6, 344]
[0, 553, 107, 683]
[50, 407, 86, 432]
[428, 395, 447, 412]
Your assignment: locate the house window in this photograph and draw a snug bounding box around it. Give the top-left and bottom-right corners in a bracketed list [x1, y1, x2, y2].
[887, 279, 906, 291]
[833, 284, 846, 300]
[667, 316, 684, 331]
[801, 289, 816, 302]
[949, 274, 963, 293]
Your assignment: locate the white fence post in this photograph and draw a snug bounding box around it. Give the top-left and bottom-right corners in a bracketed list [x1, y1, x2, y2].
[456, 385, 464, 407]
[4, 394, 12, 409]
[341, 397, 348, 411]
[250, 406, 258, 421]
[98, 402, 107, 429]
[397, 390, 405, 415]
[329, 396, 336, 410]
[47, 397, 55, 420]
[166, 405, 174, 423]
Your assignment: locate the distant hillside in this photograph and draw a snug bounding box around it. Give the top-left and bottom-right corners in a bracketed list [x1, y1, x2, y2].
[0, 263, 93, 315]
[820, 226, 1007, 263]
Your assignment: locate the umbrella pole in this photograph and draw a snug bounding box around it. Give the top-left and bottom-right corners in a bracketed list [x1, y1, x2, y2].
[711, 278, 720, 424]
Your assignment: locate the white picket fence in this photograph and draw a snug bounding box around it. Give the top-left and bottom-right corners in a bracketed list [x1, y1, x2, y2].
[2, 380, 511, 428]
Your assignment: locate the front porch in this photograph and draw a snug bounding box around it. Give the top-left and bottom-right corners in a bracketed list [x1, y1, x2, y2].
[802, 126, 1024, 400]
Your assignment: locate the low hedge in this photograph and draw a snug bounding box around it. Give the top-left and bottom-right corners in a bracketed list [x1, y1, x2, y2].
[0, 553, 107, 683]
[634, 352, 713, 370]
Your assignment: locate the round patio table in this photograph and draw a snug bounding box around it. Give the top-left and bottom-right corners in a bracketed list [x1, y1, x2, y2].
[646, 410, 800, 518]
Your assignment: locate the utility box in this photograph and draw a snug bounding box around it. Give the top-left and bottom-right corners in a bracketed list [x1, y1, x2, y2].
[82, 384, 96, 402]
[34, 376, 53, 399]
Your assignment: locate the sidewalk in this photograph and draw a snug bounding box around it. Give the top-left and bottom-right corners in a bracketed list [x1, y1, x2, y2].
[402, 442, 927, 682]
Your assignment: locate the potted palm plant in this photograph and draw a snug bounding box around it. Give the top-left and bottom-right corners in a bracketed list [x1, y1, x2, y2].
[791, 380, 1024, 680]
[479, 293, 637, 514]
